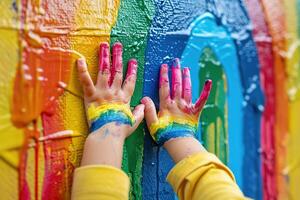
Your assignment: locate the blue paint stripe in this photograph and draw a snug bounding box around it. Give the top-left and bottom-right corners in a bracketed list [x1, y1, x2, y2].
[142, 1, 207, 199]
[208, 1, 264, 199]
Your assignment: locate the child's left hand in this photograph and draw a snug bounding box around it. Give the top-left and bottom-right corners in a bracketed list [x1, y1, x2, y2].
[77, 42, 144, 168]
[77, 42, 144, 140]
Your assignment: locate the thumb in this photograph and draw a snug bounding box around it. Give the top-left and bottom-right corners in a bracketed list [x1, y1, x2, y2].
[194, 79, 212, 113]
[128, 104, 145, 135]
[141, 97, 158, 129]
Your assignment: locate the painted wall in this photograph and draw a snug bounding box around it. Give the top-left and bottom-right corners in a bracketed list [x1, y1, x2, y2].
[0, 0, 299, 199]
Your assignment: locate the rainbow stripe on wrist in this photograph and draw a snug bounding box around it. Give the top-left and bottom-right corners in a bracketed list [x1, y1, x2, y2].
[87, 103, 135, 132]
[149, 115, 198, 145]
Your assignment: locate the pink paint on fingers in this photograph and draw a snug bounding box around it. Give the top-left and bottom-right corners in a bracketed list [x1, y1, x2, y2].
[126, 59, 137, 79]
[112, 42, 123, 74]
[194, 79, 212, 113]
[159, 64, 169, 87]
[98, 42, 110, 72]
[110, 42, 123, 85]
[171, 58, 182, 99]
[182, 67, 192, 103]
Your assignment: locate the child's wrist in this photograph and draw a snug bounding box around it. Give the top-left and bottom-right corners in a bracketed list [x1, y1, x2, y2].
[87, 103, 135, 133]
[88, 124, 127, 142]
[164, 137, 206, 163]
[81, 124, 126, 168]
[149, 115, 198, 145]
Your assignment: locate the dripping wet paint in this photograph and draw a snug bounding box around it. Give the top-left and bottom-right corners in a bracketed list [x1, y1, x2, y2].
[0, 0, 300, 199]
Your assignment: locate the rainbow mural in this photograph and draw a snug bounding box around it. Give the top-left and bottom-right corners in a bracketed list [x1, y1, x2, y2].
[0, 0, 300, 199]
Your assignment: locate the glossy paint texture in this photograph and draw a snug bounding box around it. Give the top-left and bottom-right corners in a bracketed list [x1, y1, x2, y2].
[1, 0, 300, 200]
[180, 14, 243, 186]
[244, 0, 276, 199]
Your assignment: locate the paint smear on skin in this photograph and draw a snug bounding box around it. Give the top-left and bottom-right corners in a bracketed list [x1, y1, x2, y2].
[111, 42, 123, 85]
[244, 0, 277, 199]
[99, 43, 110, 72]
[194, 80, 212, 112]
[182, 67, 192, 102]
[260, 1, 289, 199]
[126, 59, 137, 79]
[171, 58, 182, 99]
[87, 103, 135, 132]
[283, 1, 300, 199]
[149, 114, 198, 144]
[159, 64, 169, 89]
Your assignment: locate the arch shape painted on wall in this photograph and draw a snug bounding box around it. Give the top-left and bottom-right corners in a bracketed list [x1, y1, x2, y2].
[198, 48, 228, 164]
[179, 13, 244, 186]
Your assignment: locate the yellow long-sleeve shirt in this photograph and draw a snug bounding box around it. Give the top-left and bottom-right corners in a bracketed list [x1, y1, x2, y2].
[71, 152, 248, 200]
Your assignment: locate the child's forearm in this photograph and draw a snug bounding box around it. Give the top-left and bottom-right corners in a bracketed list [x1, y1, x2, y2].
[80, 125, 126, 168]
[164, 137, 207, 163]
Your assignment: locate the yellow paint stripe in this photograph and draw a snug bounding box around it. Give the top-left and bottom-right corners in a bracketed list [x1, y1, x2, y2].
[283, 0, 300, 199]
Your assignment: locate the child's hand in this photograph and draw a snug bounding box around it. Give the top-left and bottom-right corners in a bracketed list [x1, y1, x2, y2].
[141, 58, 212, 146]
[77, 42, 144, 139]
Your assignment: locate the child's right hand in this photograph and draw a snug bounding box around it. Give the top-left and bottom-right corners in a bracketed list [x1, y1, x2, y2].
[141, 58, 212, 146]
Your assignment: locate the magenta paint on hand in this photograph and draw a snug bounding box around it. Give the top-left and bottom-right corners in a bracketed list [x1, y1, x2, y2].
[112, 43, 123, 73]
[194, 79, 212, 112]
[112, 43, 123, 70]
[111, 42, 123, 85]
[126, 59, 137, 78]
[182, 67, 192, 103]
[77, 58, 86, 67]
[99, 42, 110, 72]
[171, 58, 182, 99]
[159, 64, 169, 88]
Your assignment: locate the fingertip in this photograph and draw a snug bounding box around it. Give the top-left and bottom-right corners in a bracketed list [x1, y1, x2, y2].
[172, 58, 181, 68]
[141, 96, 150, 105]
[160, 64, 168, 72]
[113, 41, 123, 48]
[100, 42, 109, 49]
[128, 58, 138, 66]
[204, 79, 212, 91]
[113, 42, 123, 54]
[77, 58, 86, 67]
[183, 67, 190, 74]
[126, 59, 138, 78]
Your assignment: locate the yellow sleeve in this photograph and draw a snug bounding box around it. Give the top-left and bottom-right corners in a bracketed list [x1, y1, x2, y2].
[167, 152, 250, 200]
[71, 165, 129, 200]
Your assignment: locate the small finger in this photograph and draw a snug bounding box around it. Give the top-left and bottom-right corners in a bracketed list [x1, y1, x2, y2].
[97, 42, 110, 88]
[171, 58, 182, 101]
[159, 64, 171, 109]
[129, 104, 145, 135]
[141, 97, 158, 128]
[182, 67, 192, 104]
[111, 42, 123, 89]
[194, 79, 212, 113]
[77, 58, 96, 97]
[122, 59, 138, 97]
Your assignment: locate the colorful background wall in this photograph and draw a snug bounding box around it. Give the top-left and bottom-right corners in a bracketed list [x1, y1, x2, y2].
[0, 0, 300, 199]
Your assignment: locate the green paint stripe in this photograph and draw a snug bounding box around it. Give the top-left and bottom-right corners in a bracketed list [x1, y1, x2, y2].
[110, 1, 155, 199]
[199, 48, 228, 164]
